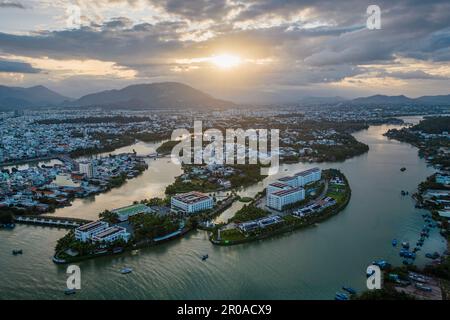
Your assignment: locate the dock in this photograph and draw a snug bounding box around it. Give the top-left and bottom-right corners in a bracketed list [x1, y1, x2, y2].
[14, 215, 92, 228]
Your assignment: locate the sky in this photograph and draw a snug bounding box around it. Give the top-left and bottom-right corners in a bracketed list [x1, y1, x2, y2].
[0, 0, 449, 103]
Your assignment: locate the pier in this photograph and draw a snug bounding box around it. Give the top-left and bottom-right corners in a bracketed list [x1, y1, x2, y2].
[14, 215, 92, 228]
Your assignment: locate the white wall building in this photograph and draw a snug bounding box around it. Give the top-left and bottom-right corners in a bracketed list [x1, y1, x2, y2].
[277, 176, 298, 188]
[171, 191, 214, 214]
[75, 220, 109, 242]
[295, 167, 321, 186]
[267, 182, 290, 195]
[91, 226, 130, 243]
[267, 187, 305, 211]
[79, 161, 95, 178]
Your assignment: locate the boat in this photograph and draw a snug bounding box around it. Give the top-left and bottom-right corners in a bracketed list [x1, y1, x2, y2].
[400, 167, 406, 172]
[120, 267, 133, 274]
[4, 223, 16, 229]
[372, 260, 390, 270]
[401, 242, 410, 249]
[342, 287, 356, 295]
[113, 247, 123, 254]
[415, 283, 432, 292]
[202, 254, 209, 261]
[131, 249, 139, 255]
[12, 249, 23, 255]
[392, 239, 398, 247]
[64, 288, 76, 295]
[335, 292, 349, 300]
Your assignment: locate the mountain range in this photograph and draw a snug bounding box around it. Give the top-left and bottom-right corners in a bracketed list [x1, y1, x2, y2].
[1, 83, 450, 110]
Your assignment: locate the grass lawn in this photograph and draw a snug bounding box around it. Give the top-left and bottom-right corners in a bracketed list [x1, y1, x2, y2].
[219, 228, 246, 242]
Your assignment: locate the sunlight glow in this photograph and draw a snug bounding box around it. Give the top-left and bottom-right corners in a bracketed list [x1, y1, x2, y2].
[210, 54, 242, 69]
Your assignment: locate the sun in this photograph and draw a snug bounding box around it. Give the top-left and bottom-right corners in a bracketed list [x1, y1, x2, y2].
[210, 54, 242, 69]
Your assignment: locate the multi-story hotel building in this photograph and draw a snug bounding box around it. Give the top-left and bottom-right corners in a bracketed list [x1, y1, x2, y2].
[75, 220, 109, 242]
[267, 187, 305, 211]
[171, 191, 214, 214]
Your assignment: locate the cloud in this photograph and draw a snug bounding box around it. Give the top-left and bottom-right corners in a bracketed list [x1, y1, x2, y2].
[0, 59, 40, 73]
[0, 1, 25, 9]
[0, 0, 449, 99]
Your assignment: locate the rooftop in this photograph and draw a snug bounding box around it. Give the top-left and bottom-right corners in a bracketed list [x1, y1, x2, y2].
[295, 167, 321, 177]
[112, 203, 150, 216]
[173, 191, 211, 204]
[76, 220, 107, 232]
[272, 187, 303, 197]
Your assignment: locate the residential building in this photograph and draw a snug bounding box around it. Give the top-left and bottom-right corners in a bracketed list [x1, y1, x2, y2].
[267, 182, 290, 194]
[171, 191, 214, 214]
[75, 220, 109, 242]
[267, 187, 305, 211]
[295, 167, 321, 186]
[79, 161, 95, 178]
[277, 176, 298, 187]
[91, 226, 131, 243]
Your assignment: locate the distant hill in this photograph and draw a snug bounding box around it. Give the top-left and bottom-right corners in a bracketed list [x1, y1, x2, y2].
[296, 96, 347, 105]
[350, 94, 414, 105]
[349, 94, 450, 106]
[69, 82, 235, 109]
[0, 85, 69, 109]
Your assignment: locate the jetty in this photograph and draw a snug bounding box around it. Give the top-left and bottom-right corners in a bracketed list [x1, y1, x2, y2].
[14, 215, 92, 228]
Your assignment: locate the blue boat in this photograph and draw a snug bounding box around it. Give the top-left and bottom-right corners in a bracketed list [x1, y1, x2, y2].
[342, 287, 356, 295]
[64, 288, 76, 295]
[120, 267, 133, 274]
[335, 292, 349, 300]
[392, 239, 398, 247]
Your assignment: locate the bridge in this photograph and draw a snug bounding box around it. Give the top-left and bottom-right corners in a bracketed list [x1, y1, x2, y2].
[14, 215, 92, 229]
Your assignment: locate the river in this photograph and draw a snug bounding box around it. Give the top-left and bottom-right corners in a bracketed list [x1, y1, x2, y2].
[0, 116, 447, 299]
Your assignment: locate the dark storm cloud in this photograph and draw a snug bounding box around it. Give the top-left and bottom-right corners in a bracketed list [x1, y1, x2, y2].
[0, 1, 25, 9]
[0, 59, 40, 73]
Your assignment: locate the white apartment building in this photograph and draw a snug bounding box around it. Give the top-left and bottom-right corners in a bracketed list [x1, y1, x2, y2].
[91, 226, 130, 243]
[267, 182, 291, 194]
[79, 161, 95, 178]
[295, 167, 321, 186]
[75, 220, 109, 242]
[277, 176, 298, 188]
[171, 191, 214, 214]
[267, 187, 305, 211]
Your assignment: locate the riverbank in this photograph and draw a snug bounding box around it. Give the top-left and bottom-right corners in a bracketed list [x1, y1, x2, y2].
[210, 169, 351, 246]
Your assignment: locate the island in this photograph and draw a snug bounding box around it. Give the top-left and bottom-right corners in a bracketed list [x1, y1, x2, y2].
[210, 168, 351, 245]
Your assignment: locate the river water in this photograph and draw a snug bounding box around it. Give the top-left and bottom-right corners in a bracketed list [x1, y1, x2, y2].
[0, 116, 447, 299]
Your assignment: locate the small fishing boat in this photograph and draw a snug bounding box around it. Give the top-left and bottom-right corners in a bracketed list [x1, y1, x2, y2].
[400, 167, 406, 172]
[64, 288, 76, 295]
[12, 249, 23, 255]
[113, 247, 123, 254]
[342, 287, 356, 295]
[415, 283, 432, 292]
[392, 239, 398, 247]
[131, 249, 139, 255]
[402, 260, 412, 266]
[120, 267, 133, 274]
[335, 292, 349, 300]
[202, 254, 209, 261]
[401, 242, 410, 249]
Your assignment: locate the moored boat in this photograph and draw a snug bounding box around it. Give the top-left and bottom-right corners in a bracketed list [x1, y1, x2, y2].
[120, 267, 133, 274]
